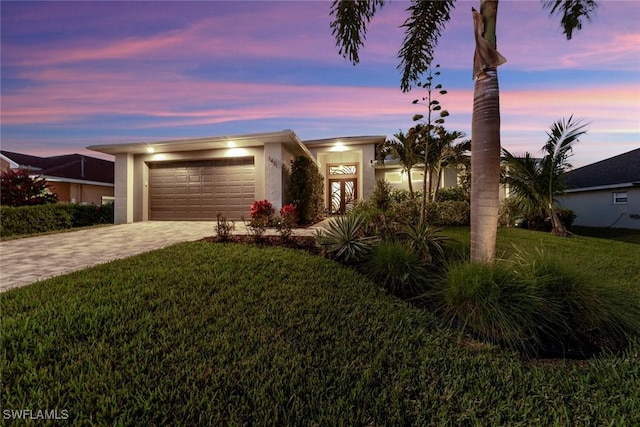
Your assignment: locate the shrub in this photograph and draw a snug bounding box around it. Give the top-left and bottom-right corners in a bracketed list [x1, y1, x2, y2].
[66, 203, 114, 227]
[436, 186, 469, 203]
[363, 239, 428, 298]
[350, 200, 395, 238]
[433, 201, 470, 226]
[315, 214, 375, 264]
[250, 200, 275, 221]
[371, 179, 393, 211]
[388, 198, 421, 227]
[0, 203, 114, 237]
[288, 156, 324, 224]
[244, 216, 268, 242]
[1, 169, 58, 207]
[518, 208, 576, 232]
[214, 214, 235, 241]
[275, 204, 298, 240]
[498, 197, 523, 228]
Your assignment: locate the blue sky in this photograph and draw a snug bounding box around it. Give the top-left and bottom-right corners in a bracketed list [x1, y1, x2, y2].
[1, 0, 638, 167]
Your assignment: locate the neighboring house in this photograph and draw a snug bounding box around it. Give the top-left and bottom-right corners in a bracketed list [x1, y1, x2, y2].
[557, 148, 640, 229]
[88, 130, 383, 223]
[0, 151, 115, 205]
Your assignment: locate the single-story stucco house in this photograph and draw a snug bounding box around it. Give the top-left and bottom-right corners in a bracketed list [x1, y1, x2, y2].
[1, 150, 114, 205]
[88, 130, 464, 224]
[558, 148, 640, 229]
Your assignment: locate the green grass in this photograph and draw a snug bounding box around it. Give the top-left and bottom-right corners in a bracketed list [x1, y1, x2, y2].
[571, 226, 640, 245]
[2, 239, 639, 425]
[443, 227, 640, 289]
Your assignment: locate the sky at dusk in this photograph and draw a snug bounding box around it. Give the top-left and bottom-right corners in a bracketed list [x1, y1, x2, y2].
[1, 0, 639, 168]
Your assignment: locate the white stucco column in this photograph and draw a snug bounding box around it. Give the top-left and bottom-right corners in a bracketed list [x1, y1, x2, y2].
[362, 145, 376, 200]
[263, 142, 283, 211]
[114, 153, 134, 224]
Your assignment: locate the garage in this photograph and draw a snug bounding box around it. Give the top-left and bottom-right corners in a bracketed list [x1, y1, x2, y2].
[148, 157, 254, 220]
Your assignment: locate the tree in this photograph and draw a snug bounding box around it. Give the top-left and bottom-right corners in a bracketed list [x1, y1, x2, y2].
[502, 116, 588, 236]
[411, 63, 449, 215]
[287, 156, 324, 225]
[0, 168, 59, 207]
[429, 128, 471, 203]
[330, 0, 597, 263]
[376, 130, 422, 199]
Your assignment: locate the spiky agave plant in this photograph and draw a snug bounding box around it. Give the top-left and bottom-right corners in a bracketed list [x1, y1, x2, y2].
[315, 214, 376, 264]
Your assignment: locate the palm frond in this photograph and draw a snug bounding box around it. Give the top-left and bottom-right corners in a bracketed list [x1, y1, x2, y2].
[330, 0, 386, 65]
[544, 115, 589, 175]
[398, 0, 454, 91]
[541, 0, 598, 40]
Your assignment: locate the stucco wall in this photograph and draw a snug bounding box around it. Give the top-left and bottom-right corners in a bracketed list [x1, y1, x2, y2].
[558, 186, 640, 229]
[48, 182, 113, 205]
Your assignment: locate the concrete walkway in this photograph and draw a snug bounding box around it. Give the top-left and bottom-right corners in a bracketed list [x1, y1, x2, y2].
[0, 220, 329, 293]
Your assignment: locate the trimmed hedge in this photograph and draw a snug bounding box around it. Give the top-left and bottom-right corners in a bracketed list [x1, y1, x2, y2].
[0, 203, 114, 237]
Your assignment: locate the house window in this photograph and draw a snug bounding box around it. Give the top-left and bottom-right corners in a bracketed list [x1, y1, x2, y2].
[384, 171, 402, 184]
[410, 171, 423, 182]
[613, 191, 628, 204]
[329, 165, 357, 175]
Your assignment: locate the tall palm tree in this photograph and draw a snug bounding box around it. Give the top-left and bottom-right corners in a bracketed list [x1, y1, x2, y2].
[330, 0, 598, 263]
[376, 130, 422, 198]
[502, 116, 588, 236]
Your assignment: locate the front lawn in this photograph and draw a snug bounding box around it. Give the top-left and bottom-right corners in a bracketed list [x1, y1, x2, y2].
[2, 237, 639, 425]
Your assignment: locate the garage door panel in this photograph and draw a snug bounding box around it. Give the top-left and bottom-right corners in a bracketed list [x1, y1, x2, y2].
[149, 157, 254, 220]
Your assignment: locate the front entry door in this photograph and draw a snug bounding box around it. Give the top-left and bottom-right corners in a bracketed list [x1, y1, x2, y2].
[330, 178, 357, 214]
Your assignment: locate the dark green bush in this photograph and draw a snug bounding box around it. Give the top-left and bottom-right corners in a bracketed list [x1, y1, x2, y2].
[349, 200, 390, 237]
[518, 208, 576, 231]
[0, 203, 113, 237]
[287, 156, 324, 224]
[371, 179, 393, 211]
[436, 186, 469, 203]
[498, 197, 523, 227]
[1, 204, 73, 237]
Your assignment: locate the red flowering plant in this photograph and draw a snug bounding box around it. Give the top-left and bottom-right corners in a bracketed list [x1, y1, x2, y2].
[276, 203, 298, 239]
[249, 200, 275, 220]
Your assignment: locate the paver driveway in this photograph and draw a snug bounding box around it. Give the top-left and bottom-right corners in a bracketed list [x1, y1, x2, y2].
[0, 222, 215, 292]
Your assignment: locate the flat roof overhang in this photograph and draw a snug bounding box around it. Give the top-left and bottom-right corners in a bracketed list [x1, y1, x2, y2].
[87, 129, 315, 160]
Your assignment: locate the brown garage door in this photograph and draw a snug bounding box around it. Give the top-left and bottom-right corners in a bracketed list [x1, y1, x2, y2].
[149, 157, 254, 220]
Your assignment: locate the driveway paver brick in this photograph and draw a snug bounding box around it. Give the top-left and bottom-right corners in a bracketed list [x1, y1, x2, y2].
[0, 220, 329, 293]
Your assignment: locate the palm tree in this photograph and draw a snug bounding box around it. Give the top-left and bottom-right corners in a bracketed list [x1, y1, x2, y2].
[376, 130, 422, 198]
[330, 0, 598, 263]
[430, 128, 471, 202]
[502, 116, 588, 236]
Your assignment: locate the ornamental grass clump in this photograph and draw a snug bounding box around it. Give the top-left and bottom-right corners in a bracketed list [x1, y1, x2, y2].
[511, 249, 640, 355]
[363, 239, 428, 298]
[434, 247, 640, 356]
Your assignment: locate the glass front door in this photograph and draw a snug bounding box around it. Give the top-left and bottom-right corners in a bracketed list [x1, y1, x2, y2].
[330, 178, 357, 214]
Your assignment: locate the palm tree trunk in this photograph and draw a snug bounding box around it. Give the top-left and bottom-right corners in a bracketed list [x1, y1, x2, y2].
[470, 0, 504, 264]
[407, 166, 414, 198]
[549, 206, 570, 236]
